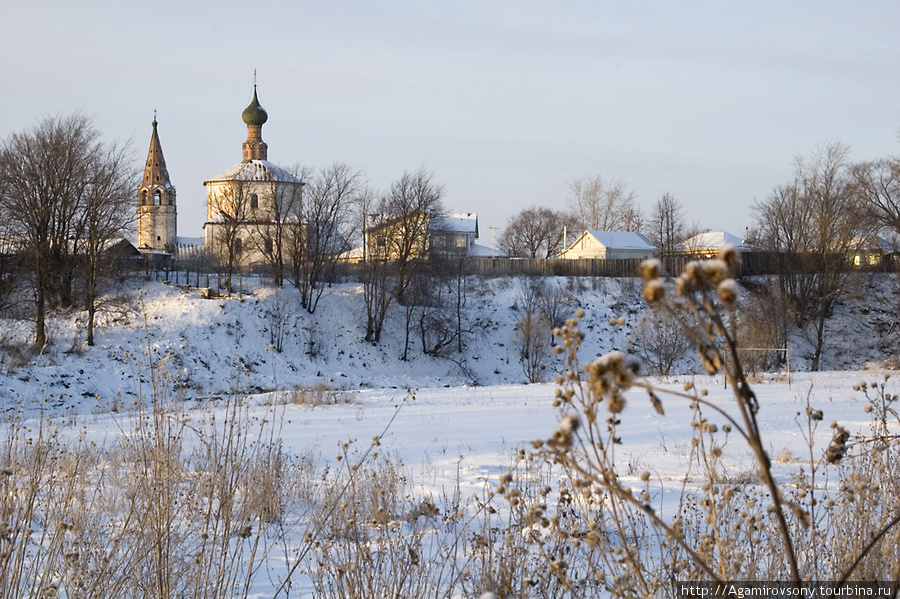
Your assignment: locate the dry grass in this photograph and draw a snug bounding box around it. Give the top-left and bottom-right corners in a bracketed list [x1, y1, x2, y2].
[3, 260, 900, 597]
[0, 337, 318, 598]
[491, 253, 900, 596]
[281, 383, 358, 407]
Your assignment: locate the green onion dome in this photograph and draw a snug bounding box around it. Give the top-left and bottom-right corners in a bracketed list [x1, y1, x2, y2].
[241, 87, 268, 125]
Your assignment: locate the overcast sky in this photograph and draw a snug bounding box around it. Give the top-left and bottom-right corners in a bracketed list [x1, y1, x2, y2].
[2, 1, 898, 243]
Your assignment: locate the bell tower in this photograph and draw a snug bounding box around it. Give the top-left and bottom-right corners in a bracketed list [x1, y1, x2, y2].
[136, 113, 177, 253]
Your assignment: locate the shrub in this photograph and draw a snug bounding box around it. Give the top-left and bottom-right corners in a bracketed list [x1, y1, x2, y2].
[627, 309, 693, 375]
[285, 383, 356, 407]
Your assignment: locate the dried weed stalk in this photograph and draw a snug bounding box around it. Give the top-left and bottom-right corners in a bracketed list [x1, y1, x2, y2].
[503, 247, 900, 596]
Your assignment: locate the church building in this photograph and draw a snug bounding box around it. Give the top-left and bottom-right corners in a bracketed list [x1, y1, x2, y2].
[136, 115, 177, 253]
[203, 86, 303, 267]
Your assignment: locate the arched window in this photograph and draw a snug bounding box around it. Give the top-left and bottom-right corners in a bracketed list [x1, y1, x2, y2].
[250, 193, 259, 210]
[153, 190, 162, 205]
[233, 237, 243, 255]
[141, 190, 148, 205]
[169, 191, 176, 206]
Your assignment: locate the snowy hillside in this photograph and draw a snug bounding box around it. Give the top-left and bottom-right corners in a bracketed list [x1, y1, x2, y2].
[0, 276, 639, 412]
[0, 273, 898, 413]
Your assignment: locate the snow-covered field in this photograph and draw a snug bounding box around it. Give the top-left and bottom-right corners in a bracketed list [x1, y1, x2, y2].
[4, 368, 890, 597]
[0, 276, 898, 596]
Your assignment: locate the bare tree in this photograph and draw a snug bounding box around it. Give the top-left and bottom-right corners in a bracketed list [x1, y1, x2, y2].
[76, 143, 135, 346]
[209, 181, 252, 293]
[357, 187, 392, 344]
[853, 156, 900, 309]
[0, 212, 14, 315]
[359, 168, 445, 344]
[537, 279, 574, 344]
[420, 253, 470, 356]
[514, 280, 550, 383]
[645, 193, 686, 257]
[252, 167, 306, 288]
[753, 142, 867, 370]
[621, 203, 644, 233]
[375, 168, 445, 299]
[499, 207, 570, 258]
[737, 282, 793, 373]
[567, 175, 641, 232]
[362, 252, 395, 344]
[265, 288, 295, 353]
[853, 156, 900, 241]
[0, 114, 131, 347]
[292, 163, 360, 313]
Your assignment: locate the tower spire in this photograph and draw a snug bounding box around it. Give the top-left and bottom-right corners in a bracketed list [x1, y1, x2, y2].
[143, 114, 171, 186]
[136, 115, 177, 252]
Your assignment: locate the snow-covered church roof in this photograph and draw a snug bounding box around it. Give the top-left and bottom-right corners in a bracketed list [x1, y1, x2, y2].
[204, 160, 301, 185]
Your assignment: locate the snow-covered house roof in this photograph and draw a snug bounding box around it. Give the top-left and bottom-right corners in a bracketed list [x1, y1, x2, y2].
[679, 231, 751, 254]
[851, 236, 897, 253]
[561, 230, 656, 260]
[468, 243, 508, 258]
[435, 213, 478, 237]
[585, 230, 656, 250]
[204, 160, 301, 184]
[338, 246, 365, 262]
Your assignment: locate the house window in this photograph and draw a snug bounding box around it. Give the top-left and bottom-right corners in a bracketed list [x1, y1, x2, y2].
[376, 235, 386, 248]
[456, 235, 466, 248]
[250, 193, 259, 210]
[869, 255, 879, 266]
[233, 237, 243, 254]
[853, 255, 861, 266]
[264, 237, 273, 254]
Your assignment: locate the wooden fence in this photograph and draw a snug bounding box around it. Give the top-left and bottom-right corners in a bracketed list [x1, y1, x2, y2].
[459, 252, 895, 279]
[146, 250, 896, 292]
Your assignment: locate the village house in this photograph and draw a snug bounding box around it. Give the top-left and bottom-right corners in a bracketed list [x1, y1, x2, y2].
[431, 213, 479, 254]
[361, 212, 482, 261]
[849, 236, 896, 267]
[560, 230, 657, 260]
